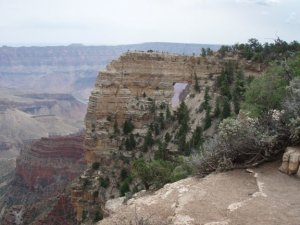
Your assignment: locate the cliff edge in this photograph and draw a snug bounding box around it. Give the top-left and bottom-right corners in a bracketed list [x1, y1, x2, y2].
[99, 161, 300, 225]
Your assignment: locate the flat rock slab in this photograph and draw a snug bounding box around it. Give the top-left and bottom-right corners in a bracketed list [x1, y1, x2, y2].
[99, 161, 300, 225]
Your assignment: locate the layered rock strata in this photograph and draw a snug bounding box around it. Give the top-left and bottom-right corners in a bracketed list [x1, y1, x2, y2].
[84, 52, 224, 164]
[16, 135, 85, 191]
[72, 51, 264, 222]
[0, 134, 85, 225]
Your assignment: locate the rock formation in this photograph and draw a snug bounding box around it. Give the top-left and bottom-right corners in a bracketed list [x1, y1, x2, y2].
[0, 92, 86, 155]
[84, 51, 262, 164]
[72, 51, 264, 223]
[0, 134, 86, 225]
[0, 43, 219, 101]
[279, 146, 300, 176]
[16, 135, 85, 191]
[98, 161, 300, 225]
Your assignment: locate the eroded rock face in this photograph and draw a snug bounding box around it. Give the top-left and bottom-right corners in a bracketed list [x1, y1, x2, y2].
[0, 134, 86, 225]
[72, 51, 265, 223]
[84, 52, 225, 164]
[16, 135, 85, 191]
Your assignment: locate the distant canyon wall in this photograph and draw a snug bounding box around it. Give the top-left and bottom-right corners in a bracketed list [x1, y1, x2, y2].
[0, 134, 85, 225]
[16, 135, 85, 191]
[0, 43, 220, 101]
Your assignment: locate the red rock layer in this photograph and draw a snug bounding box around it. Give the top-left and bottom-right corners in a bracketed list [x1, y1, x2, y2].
[16, 134, 85, 191]
[33, 194, 76, 225]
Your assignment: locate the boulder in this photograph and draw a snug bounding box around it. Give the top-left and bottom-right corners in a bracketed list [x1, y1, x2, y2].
[279, 147, 300, 176]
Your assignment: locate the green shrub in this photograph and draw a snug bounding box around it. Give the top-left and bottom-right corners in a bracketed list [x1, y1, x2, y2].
[170, 165, 190, 182]
[190, 126, 203, 150]
[99, 177, 110, 188]
[132, 159, 173, 189]
[242, 66, 288, 117]
[93, 211, 103, 222]
[119, 180, 130, 196]
[120, 168, 129, 181]
[191, 116, 280, 176]
[154, 141, 168, 160]
[283, 78, 300, 144]
[143, 129, 154, 151]
[125, 134, 136, 150]
[92, 162, 100, 170]
[221, 97, 231, 120]
[164, 132, 171, 143]
[123, 119, 135, 135]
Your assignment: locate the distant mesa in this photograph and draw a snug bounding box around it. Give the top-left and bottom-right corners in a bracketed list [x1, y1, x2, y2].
[68, 43, 85, 47]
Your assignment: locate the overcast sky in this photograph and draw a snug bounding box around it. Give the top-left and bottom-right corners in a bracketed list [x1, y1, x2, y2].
[0, 0, 299, 46]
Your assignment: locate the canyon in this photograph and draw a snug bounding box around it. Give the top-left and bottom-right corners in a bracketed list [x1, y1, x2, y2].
[3, 46, 293, 224]
[0, 89, 86, 154]
[71, 51, 265, 223]
[0, 43, 220, 224]
[0, 134, 85, 225]
[0, 43, 219, 102]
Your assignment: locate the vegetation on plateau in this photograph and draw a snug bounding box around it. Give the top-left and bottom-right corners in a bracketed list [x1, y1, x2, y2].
[86, 38, 300, 223]
[192, 44, 300, 176]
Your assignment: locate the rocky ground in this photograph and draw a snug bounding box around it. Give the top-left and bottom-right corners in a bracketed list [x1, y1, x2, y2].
[99, 161, 300, 225]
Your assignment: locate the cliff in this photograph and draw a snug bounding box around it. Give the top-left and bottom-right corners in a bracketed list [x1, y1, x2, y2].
[84, 51, 263, 163]
[0, 134, 86, 225]
[16, 135, 85, 191]
[0, 43, 219, 101]
[72, 51, 264, 223]
[0, 91, 86, 154]
[84, 52, 242, 164]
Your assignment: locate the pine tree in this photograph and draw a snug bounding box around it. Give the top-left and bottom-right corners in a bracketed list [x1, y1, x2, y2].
[176, 101, 191, 155]
[155, 140, 168, 160]
[222, 97, 231, 119]
[129, 133, 136, 149]
[143, 129, 154, 151]
[165, 132, 171, 143]
[203, 87, 211, 110]
[194, 73, 200, 93]
[123, 119, 134, 135]
[166, 105, 171, 120]
[232, 69, 245, 114]
[177, 101, 189, 124]
[214, 97, 221, 118]
[159, 112, 165, 130]
[206, 48, 213, 56]
[191, 125, 203, 150]
[154, 123, 160, 136]
[201, 48, 207, 57]
[125, 138, 131, 150]
[204, 107, 212, 130]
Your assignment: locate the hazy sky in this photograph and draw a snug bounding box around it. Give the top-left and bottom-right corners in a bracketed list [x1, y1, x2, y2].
[0, 0, 299, 46]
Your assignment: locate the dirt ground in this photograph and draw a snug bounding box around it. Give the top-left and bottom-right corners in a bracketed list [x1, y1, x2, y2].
[99, 161, 300, 225]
